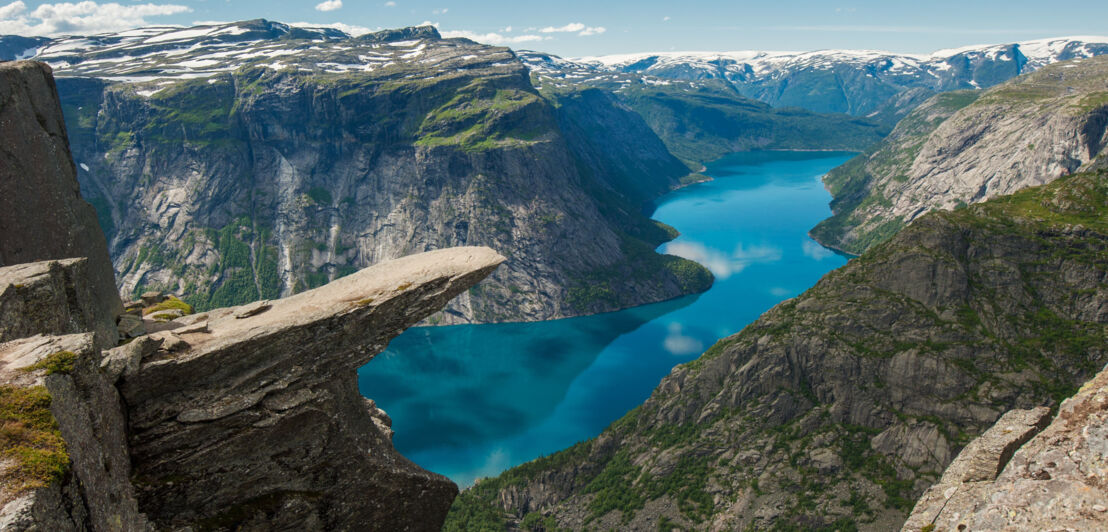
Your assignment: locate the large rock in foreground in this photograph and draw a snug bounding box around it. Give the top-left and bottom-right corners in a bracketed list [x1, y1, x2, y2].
[0, 247, 503, 531]
[116, 246, 504, 529]
[0, 61, 120, 347]
[903, 363, 1108, 531]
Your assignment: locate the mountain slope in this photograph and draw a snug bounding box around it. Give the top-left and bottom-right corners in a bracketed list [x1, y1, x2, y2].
[812, 55, 1108, 255]
[25, 20, 711, 323]
[447, 169, 1108, 530]
[575, 36, 1108, 116]
[522, 52, 888, 168]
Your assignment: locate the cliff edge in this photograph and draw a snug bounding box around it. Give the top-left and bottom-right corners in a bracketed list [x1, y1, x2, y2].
[0, 60, 505, 531]
[904, 362, 1108, 531]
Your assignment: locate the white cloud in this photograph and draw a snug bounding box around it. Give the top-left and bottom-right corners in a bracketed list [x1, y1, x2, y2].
[663, 241, 781, 280]
[540, 22, 605, 36]
[501, 25, 512, 32]
[540, 22, 584, 33]
[315, 0, 342, 12]
[440, 29, 545, 45]
[0, 1, 191, 36]
[0, 1, 25, 20]
[663, 16, 671, 21]
[289, 21, 371, 36]
[384, 1, 396, 5]
[663, 323, 703, 356]
[431, 7, 448, 15]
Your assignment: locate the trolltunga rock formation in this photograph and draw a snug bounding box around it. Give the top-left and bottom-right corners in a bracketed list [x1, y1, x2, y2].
[0, 59, 506, 531]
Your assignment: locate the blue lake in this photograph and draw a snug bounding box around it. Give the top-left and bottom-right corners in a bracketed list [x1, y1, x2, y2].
[357, 151, 854, 486]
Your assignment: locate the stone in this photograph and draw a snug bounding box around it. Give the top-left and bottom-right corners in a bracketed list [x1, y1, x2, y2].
[1, 333, 150, 531]
[233, 300, 271, 319]
[0, 61, 121, 346]
[903, 365, 1108, 531]
[139, 291, 164, 306]
[118, 246, 504, 530]
[0, 259, 114, 348]
[116, 313, 145, 339]
[100, 336, 163, 382]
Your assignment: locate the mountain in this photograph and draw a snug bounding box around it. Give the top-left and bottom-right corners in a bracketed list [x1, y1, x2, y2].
[573, 36, 1108, 118]
[521, 51, 888, 167]
[0, 59, 493, 530]
[447, 167, 1108, 531]
[811, 55, 1108, 255]
[0, 35, 48, 61]
[12, 19, 713, 323]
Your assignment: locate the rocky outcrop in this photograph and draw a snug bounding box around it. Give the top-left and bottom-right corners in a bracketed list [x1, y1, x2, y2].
[119, 246, 504, 529]
[34, 22, 710, 324]
[812, 56, 1108, 254]
[904, 363, 1108, 531]
[1, 61, 507, 530]
[0, 61, 120, 347]
[447, 170, 1108, 530]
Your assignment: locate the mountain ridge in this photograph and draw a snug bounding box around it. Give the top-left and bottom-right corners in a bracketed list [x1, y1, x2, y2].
[4, 20, 715, 324]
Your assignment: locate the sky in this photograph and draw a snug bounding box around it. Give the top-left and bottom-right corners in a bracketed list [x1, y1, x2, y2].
[2, 0, 1108, 57]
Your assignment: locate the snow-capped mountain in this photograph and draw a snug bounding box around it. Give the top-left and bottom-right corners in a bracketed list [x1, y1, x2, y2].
[0, 19, 508, 84]
[522, 36, 1108, 115]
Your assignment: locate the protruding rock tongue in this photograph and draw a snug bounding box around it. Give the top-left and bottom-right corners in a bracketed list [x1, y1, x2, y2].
[117, 246, 504, 530]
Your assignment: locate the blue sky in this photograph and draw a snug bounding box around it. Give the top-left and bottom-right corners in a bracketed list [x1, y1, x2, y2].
[2, 0, 1108, 57]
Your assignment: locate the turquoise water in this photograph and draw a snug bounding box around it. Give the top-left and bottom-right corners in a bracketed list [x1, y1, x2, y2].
[357, 151, 853, 486]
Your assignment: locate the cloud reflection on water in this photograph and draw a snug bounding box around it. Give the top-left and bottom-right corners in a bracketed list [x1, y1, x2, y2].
[663, 241, 782, 279]
[662, 322, 704, 355]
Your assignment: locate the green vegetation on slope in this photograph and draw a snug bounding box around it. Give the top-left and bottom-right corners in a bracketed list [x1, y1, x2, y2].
[809, 90, 983, 254]
[447, 170, 1108, 531]
[0, 385, 68, 495]
[616, 80, 888, 168]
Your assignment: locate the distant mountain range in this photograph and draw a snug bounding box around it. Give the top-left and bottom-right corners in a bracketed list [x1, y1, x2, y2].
[551, 36, 1108, 115]
[5, 26, 1106, 119]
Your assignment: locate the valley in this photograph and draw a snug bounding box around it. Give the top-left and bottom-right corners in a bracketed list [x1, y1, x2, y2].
[1, 10, 1107, 531]
[359, 151, 852, 487]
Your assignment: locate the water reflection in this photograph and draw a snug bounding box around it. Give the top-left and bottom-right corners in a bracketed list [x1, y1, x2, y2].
[359, 294, 699, 453]
[358, 151, 856, 486]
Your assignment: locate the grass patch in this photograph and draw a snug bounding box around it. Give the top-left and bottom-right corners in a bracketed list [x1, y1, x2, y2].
[21, 351, 77, 376]
[0, 386, 68, 493]
[143, 295, 194, 316]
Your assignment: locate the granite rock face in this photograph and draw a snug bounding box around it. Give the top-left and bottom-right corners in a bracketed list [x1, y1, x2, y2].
[812, 56, 1108, 255]
[120, 247, 504, 529]
[0, 62, 121, 347]
[0, 248, 505, 531]
[36, 22, 709, 324]
[1, 58, 508, 531]
[904, 363, 1108, 531]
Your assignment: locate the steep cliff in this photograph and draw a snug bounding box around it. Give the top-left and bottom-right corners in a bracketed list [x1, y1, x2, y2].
[812, 56, 1108, 255]
[447, 169, 1108, 530]
[0, 61, 120, 347]
[903, 362, 1108, 531]
[0, 59, 507, 531]
[31, 20, 709, 323]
